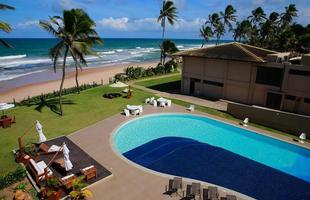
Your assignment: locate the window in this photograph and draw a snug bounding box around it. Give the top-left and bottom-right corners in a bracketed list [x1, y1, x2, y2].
[256, 66, 283, 87]
[266, 92, 282, 110]
[305, 98, 310, 103]
[203, 80, 224, 87]
[285, 95, 296, 101]
[289, 69, 310, 77]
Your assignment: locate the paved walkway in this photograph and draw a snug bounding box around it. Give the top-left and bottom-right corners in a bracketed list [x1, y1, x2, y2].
[68, 105, 251, 200]
[132, 84, 227, 111]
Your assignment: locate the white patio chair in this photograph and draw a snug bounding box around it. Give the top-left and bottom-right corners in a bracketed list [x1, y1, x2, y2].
[124, 109, 130, 116]
[145, 98, 150, 104]
[299, 133, 306, 143]
[187, 105, 195, 111]
[159, 101, 166, 107]
[132, 109, 140, 115]
[153, 100, 157, 107]
[242, 118, 249, 126]
[167, 100, 172, 107]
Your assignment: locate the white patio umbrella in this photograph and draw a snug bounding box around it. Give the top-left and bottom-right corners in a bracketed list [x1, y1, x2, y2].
[35, 120, 47, 143]
[0, 103, 14, 116]
[63, 143, 73, 171]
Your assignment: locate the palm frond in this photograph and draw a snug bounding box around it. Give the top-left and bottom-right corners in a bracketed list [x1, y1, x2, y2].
[0, 4, 15, 10]
[0, 38, 12, 48]
[0, 21, 12, 33]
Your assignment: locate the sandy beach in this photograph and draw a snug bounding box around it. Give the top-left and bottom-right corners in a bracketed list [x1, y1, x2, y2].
[0, 61, 158, 102]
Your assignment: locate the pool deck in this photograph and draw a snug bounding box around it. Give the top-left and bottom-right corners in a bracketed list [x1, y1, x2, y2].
[68, 104, 309, 200]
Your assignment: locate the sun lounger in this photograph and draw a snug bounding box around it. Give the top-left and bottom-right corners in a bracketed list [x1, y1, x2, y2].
[80, 165, 97, 181]
[152, 100, 157, 107]
[173, 177, 183, 191]
[124, 109, 130, 116]
[28, 159, 53, 183]
[208, 186, 219, 200]
[167, 100, 172, 107]
[159, 101, 166, 107]
[181, 184, 195, 200]
[192, 182, 201, 198]
[163, 179, 178, 196]
[145, 98, 150, 104]
[240, 118, 249, 126]
[59, 174, 77, 189]
[38, 143, 62, 154]
[187, 105, 195, 111]
[203, 188, 209, 200]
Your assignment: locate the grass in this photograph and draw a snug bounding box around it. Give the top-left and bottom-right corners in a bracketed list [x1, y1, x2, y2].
[135, 74, 181, 88]
[0, 85, 152, 176]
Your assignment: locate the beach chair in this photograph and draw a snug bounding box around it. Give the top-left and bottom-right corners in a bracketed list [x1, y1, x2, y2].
[159, 101, 166, 107]
[299, 133, 306, 143]
[181, 184, 195, 200]
[138, 106, 143, 113]
[167, 100, 172, 107]
[241, 118, 249, 126]
[187, 105, 195, 112]
[145, 98, 150, 104]
[202, 188, 209, 200]
[27, 159, 53, 183]
[208, 186, 219, 200]
[192, 182, 201, 199]
[132, 109, 140, 115]
[124, 109, 130, 116]
[173, 177, 183, 193]
[59, 174, 77, 189]
[152, 100, 157, 107]
[38, 143, 62, 154]
[163, 179, 177, 196]
[80, 165, 97, 181]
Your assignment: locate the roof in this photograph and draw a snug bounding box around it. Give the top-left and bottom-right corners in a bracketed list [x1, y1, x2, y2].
[173, 42, 279, 63]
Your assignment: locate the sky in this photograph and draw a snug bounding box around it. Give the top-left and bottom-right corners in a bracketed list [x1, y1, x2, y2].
[0, 0, 310, 39]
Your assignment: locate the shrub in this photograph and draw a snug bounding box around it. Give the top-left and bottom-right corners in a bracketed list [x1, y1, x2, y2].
[0, 166, 27, 190]
[164, 60, 178, 73]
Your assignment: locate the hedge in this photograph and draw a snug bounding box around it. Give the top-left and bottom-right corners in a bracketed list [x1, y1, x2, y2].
[0, 166, 27, 190]
[114, 61, 178, 82]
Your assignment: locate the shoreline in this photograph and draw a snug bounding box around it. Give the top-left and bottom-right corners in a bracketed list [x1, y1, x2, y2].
[0, 60, 158, 102]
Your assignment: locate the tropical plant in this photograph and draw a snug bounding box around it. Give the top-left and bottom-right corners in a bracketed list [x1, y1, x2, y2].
[280, 4, 298, 27]
[213, 22, 225, 45]
[0, 4, 15, 48]
[200, 25, 213, 47]
[157, 0, 177, 63]
[70, 176, 92, 200]
[220, 5, 237, 31]
[233, 20, 252, 42]
[160, 40, 179, 64]
[39, 9, 102, 115]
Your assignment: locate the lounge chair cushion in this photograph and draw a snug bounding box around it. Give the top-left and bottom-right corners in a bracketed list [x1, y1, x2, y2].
[48, 145, 61, 152]
[62, 174, 74, 181]
[82, 165, 95, 171]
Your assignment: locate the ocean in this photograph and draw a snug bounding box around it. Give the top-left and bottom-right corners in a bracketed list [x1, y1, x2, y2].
[0, 38, 229, 83]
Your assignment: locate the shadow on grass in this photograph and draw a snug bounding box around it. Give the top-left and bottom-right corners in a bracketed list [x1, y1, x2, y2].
[27, 97, 75, 115]
[148, 80, 181, 93]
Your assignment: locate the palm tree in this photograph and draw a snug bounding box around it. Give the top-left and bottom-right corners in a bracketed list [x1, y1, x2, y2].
[280, 4, 297, 27]
[200, 25, 213, 47]
[157, 0, 177, 64]
[233, 20, 252, 42]
[70, 176, 92, 200]
[214, 22, 225, 45]
[248, 7, 266, 27]
[160, 40, 178, 64]
[40, 9, 102, 115]
[0, 4, 15, 48]
[220, 5, 237, 31]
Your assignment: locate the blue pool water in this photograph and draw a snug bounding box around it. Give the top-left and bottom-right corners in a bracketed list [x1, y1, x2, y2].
[114, 114, 310, 199]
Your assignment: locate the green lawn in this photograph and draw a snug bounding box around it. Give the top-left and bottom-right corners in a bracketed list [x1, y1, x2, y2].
[135, 74, 181, 88]
[0, 85, 152, 176]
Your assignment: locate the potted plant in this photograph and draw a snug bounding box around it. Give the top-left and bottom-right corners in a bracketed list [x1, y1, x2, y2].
[40, 178, 64, 200]
[69, 176, 92, 200]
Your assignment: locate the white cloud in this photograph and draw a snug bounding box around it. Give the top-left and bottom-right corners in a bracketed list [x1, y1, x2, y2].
[17, 20, 39, 29]
[52, 0, 81, 12]
[98, 17, 129, 30]
[97, 17, 206, 32]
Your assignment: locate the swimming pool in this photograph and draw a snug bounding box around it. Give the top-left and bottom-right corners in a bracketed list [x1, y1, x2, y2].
[113, 114, 310, 199]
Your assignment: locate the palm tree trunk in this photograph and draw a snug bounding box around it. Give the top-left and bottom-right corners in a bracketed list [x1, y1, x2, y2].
[160, 18, 166, 64]
[75, 61, 80, 94]
[59, 47, 69, 116]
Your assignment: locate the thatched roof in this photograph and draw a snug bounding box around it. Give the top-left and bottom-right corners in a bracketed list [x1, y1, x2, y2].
[173, 42, 278, 63]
